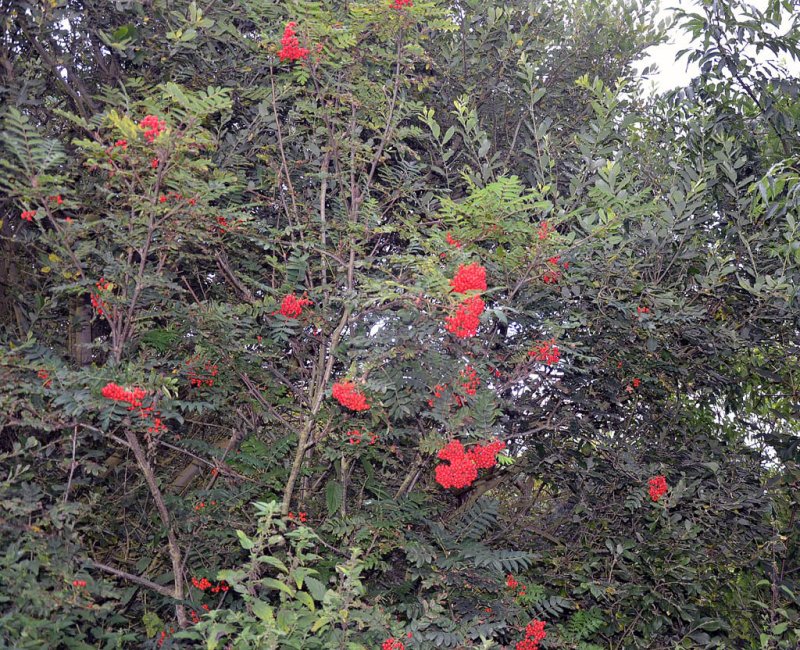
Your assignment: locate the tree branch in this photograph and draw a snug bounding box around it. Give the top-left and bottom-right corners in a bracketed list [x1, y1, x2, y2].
[87, 560, 175, 598]
[123, 427, 187, 627]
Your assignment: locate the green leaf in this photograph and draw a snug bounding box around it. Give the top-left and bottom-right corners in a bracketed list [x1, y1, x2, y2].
[142, 611, 163, 638]
[311, 615, 331, 633]
[260, 577, 295, 597]
[771, 622, 788, 635]
[442, 126, 456, 145]
[257, 555, 289, 574]
[326, 480, 343, 516]
[305, 576, 327, 601]
[251, 599, 274, 623]
[295, 590, 315, 611]
[236, 529, 254, 550]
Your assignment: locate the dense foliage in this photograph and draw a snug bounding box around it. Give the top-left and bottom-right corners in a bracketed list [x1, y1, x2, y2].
[1, 0, 799, 648]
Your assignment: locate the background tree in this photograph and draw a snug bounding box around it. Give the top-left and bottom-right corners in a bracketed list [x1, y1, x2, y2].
[1, 0, 798, 648]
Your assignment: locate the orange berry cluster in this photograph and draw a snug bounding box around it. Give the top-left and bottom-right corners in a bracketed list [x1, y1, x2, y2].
[332, 381, 370, 411]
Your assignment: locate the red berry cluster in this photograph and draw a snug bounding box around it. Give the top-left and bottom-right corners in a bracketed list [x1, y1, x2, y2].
[72, 579, 87, 588]
[443, 260, 488, 338]
[278, 22, 310, 62]
[625, 377, 641, 393]
[157, 627, 175, 647]
[434, 439, 506, 489]
[526, 620, 547, 643]
[389, 0, 413, 8]
[427, 383, 448, 407]
[332, 381, 370, 411]
[543, 255, 568, 284]
[288, 511, 308, 524]
[145, 412, 167, 435]
[436, 440, 478, 488]
[192, 577, 229, 593]
[185, 356, 218, 387]
[450, 263, 487, 294]
[445, 295, 485, 339]
[347, 429, 377, 445]
[114, 139, 128, 150]
[19, 197, 63, 222]
[648, 475, 668, 502]
[194, 500, 217, 512]
[382, 638, 405, 650]
[429, 373, 483, 409]
[279, 293, 313, 318]
[506, 573, 528, 597]
[529, 339, 560, 365]
[151, 157, 160, 169]
[101, 382, 147, 408]
[516, 619, 547, 650]
[139, 115, 166, 143]
[37, 369, 52, 388]
[91, 278, 112, 317]
[101, 382, 167, 434]
[445, 231, 462, 248]
[159, 191, 196, 206]
[468, 439, 506, 469]
[459, 365, 480, 395]
[537, 221, 552, 240]
[637, 306, 651, 315]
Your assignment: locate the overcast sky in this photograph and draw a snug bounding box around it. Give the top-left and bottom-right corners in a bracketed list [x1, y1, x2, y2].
[638, 0, 800, 94]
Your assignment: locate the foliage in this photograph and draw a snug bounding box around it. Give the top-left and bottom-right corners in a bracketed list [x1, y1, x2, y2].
[1, 0, 799, 648]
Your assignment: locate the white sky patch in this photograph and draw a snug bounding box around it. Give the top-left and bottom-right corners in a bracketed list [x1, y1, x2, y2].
[638, 0, 800, 94]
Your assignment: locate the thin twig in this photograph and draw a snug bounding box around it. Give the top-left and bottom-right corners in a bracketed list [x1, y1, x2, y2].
[63, 424, 79, 504]
[87, 559, 175, 598]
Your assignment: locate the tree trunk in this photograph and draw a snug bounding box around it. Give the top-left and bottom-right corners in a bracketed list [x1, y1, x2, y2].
[70, 297, 93, 365]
